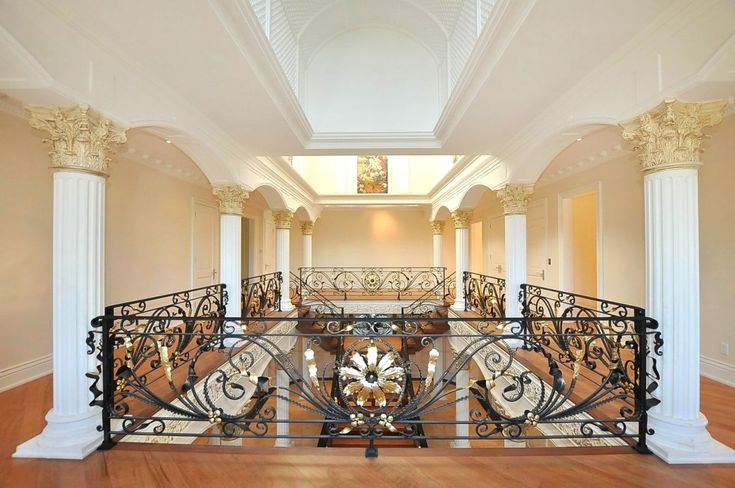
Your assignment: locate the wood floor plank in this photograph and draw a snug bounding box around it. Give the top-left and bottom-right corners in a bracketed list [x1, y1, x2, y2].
[1, 374, 735, 487]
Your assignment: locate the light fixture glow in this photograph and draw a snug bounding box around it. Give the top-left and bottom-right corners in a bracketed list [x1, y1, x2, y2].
[165, 139, 172, 144]
[576, 137, 583, 142]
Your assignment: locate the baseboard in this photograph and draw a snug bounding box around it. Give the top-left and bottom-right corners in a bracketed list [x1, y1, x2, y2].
[0, 354, 52, 393]
[701, 355, 735, 388]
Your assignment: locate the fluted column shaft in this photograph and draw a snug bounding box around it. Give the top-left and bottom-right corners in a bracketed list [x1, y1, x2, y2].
[497, 184, 533, 317]
[274, 211, 294, 311]
[450, 211, 470, 311]
[213, 185, 248, 319]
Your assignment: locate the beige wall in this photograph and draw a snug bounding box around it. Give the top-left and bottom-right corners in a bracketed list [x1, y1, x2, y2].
[0, 110, 53, 373]
[571, 193, 598, 297]
[312, 208, 432, 267]
[106, 158, 218, 304]
[700, 115, 735, 366]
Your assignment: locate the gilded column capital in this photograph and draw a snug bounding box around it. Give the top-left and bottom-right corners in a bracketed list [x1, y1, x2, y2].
[27, 104, 127, 176]
[273, 210, 294, 230]
[496, 184, 534, 215]
[430, 220, 444, 235]
[450, 210, 472, 229]
[213, 185, 249, 216]
[301, 221, 314, 235]
[620, 98, 729, 173]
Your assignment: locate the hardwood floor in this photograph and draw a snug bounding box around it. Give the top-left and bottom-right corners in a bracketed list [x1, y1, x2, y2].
[2, 375, 735, 487]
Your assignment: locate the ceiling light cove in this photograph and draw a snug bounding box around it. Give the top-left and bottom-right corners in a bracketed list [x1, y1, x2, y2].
[248, 0, 498, 133]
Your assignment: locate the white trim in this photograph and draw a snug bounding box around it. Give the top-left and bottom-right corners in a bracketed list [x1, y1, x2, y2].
[0, 354, 52, 393]
[701, 356, 735, 389]
[557, 181, 604, 298]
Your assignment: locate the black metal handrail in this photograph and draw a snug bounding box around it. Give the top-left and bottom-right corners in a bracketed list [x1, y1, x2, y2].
[299, 267, 446, 300]
[464, 272, 505, 317]
[88, 310, 661, 457]
[241, 272, 282, 317]
[401, 272, 455, 316]
[520, 283, 645, 319]
[289, 272, 344, 316]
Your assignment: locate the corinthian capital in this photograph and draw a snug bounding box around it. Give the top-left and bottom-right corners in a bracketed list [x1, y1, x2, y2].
[620, 98, 729, 173]
[273, 210, 294, 229]
[430, 220, 444, 235]
[496, 184, 534, 215]
[213, 185, 248, 215]
[27, 104, 127, 176]
[450, 210, 472, 229]
[301, 221, 314, 235]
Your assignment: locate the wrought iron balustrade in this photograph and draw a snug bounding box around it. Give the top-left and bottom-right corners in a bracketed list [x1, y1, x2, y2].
[241, 272, 282, 317]
[299, 267, 446, 300]
[87, 309, 661, 457]
[289, 272, 345, 316]
[464, 272, 506, 317]
[401, 272, 455, 316]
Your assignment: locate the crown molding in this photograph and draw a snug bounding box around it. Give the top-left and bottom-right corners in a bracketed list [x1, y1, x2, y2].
[305, 131, 441, 150]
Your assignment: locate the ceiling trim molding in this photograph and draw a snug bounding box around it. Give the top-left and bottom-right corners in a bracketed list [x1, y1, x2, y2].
[209, 0, 313, 146]
[306, 131, 441, 150]
[434, 0, 536, 143]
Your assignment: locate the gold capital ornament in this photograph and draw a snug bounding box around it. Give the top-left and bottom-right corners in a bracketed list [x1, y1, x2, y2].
[27, 104, 127, 176]
[430, 220, 444, 235]
[620, 98, 729, 173]
[301, 221, 314, 235]
[213, 185, 249, 216]
[273, 211, 294, 229]
[451, 210, 472, 229]
[496, 184, 534, 215]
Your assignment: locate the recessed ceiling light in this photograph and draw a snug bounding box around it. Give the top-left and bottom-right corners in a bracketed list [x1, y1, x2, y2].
[576, 137, 583, 142]
[165, 139, 172, 144]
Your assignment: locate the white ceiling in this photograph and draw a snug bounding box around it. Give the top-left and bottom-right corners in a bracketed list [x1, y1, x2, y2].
[0, 0, 734, 190]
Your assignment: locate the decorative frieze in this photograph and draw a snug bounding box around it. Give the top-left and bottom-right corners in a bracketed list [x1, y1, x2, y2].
[273, 210, 294, 229]
[620, 98, 728, 173]
[450, 210, 472, 229]
[212, 185, 248, 216]
[496, 184, 534, 215]
[27, 104, 127, 176]
[430, 220, 444, 235]
[301, 221, 314, 235]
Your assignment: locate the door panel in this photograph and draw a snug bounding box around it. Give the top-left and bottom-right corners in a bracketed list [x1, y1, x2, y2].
[527, 198, 548, 287]
[487, 215, 505, 278]
[193, 201, 218, 287]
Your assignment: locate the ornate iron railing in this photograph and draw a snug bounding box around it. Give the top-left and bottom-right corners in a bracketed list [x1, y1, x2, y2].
[241, 272, 282, 317]
[299, 267, 446, 300]
[290, 272, 345, 316]
[87, 310, 661, 457]
[464, 272, 505, 317]
[401, 272, 455, 316]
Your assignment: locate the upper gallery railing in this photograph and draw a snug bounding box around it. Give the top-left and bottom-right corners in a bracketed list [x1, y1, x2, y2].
[87, 309, 661, 457]
[241, 272, 282, 317]
[463, 272, 505, 317]
[289, 272, 345, 316]
[299, 267, 446, 300]
[401, 272, 456, 316]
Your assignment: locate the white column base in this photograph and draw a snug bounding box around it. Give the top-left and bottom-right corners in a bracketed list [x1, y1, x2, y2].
[649, 413, 735, 464]
[13, 407, 102, 459]
[281, 301, 295, 312]
[450, 299, 465, 311]
[274, 438, 295, 447]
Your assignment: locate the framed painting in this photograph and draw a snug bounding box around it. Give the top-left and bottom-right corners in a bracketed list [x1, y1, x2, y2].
[357, 155, 388, 194]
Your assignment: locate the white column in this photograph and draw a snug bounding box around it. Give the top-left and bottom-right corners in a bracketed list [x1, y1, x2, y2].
[497, 185, 533, 317]
[213, 186, 248, 319]
[301, 221, 313, 268]
[15, 104, 126, 459]
[621, 98, 734, 464]
[274, 211, 294, 311]
[431, 221, 444, 268]
[451, 211, 471, 311]
[451, 364, 471, 448]
[274, 367, 293, 447]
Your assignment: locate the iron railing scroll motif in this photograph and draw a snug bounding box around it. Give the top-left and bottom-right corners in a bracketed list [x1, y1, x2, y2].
[290, 272, 345, 317]
[464, 272, 506, 318]
[241, 272, 282, 317]
[299, 267, 446, 300]
[401, 272, 455, 317]
[88, 311, 661, 456]
[520, 284, 663, 452]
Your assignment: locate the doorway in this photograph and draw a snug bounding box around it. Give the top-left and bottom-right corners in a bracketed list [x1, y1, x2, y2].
[192, 199, 219, 287]
[559, 184, 602, 297]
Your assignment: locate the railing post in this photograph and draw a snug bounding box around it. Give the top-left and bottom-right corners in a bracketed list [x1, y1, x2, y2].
[635, 313, 651, 453]
[99, 310, 115, 450]
[463, 271, 469, 312]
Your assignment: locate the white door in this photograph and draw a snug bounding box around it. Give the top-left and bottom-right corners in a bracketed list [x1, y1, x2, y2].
[192, 200, 218, 287]
[527, 198, 548, 287]
[486, 214, 505, 278]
